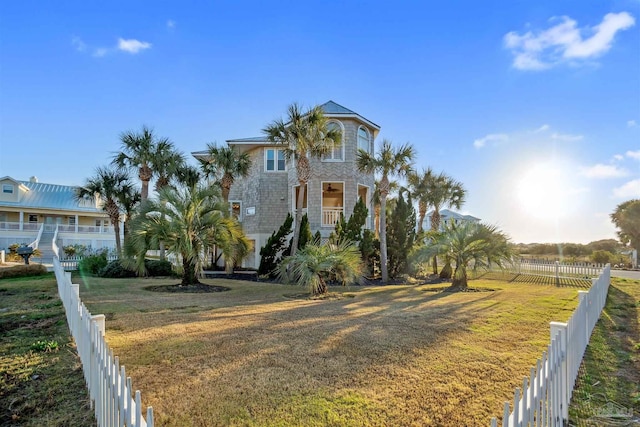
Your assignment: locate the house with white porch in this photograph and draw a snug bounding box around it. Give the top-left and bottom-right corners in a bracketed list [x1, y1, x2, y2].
[192, 101, 378, 269]
[0, 176, 119, 259]
[421, 209, 480, 232]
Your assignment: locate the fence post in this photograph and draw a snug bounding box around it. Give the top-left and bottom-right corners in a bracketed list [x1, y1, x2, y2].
[554, 261, 560, 286]
[550, 321, 569, 424]
[92, 314, 106, 337]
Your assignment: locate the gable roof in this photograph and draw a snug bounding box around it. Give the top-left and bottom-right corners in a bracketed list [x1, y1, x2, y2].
[425, 209, 481, 222]
[319, 100, 380, 132]
[0, 178, 101, 212]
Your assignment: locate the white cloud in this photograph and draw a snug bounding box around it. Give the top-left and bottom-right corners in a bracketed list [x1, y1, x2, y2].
[473, 133, 508, 149]
[504, 12, 635, 70]
[167, 20, 175, 29]
[613, 154, 624, 161]
[627, 120, 637, 127]
[117, 38, 152, 54]
[627, 150, 640, 160]
[551, 132, 583, 142]
[613, 178, 640, 198]
[580, 163, 629, 178]
[93, 48, 109, 57]
[534, 124, 550, 133]
[71, 36, 86, 52]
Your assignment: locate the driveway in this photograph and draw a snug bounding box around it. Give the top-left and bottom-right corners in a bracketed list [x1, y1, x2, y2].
[611, 269, 640, 280]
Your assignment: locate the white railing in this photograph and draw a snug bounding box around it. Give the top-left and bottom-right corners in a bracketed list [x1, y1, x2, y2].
[322, 207, 344, 226]
[52, 225, 60, 258]
[490, 264, 611, 426]
[28, 224, 44, 249]
[53, 256, 153, 427]
[0, 221, 114, 234]
[59, 254, 119, 271]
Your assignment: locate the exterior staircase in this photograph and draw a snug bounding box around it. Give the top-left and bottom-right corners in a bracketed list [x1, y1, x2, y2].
[35, 230, 56, 266]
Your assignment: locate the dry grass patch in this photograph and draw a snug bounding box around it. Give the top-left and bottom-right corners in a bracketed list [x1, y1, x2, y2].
[76, 275, 581, 426]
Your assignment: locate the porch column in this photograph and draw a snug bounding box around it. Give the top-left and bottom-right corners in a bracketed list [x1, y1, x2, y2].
[19, 211, 24, 230]
[75, 215, 78, 233]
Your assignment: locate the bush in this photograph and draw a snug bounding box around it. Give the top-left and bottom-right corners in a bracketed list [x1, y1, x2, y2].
[78, 252, 108, 275]
[591, 250, 614, 264]
[0, 264, 48, 279]
[144, 259, 173, 276]
[99, 260, 136, 278]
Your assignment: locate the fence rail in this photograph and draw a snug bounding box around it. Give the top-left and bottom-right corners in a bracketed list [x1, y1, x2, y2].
[59, 255, 119, 271]
[53, 256, 153, 426]
[490, 264, 611, 426]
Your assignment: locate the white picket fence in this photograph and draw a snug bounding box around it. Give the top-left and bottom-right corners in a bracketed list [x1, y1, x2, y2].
[53, 256, 153, 427]
[514, 259, 604, 279]
[490, 264, 611, 426]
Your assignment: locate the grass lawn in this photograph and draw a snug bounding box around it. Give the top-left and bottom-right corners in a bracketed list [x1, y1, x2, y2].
[73, 275, 586, 426]
[569, 276, 640, 424]
[0, 273, 95, 426]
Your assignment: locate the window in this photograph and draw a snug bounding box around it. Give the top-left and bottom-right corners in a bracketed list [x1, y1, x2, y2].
[2, 184, 14, 194]
[230, 201, 242, 221]
[68, 216, 76, 226]
[322, 121, 344, 161]
[357, 127, 370, 153]
[28, 214, 38, 223]
[265, 148, 286, 171]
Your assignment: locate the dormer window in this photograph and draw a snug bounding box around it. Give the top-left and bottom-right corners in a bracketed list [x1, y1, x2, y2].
[322, 121, 344, 161]
[358, 126, 370, 153]
[2, 184, 14, 194]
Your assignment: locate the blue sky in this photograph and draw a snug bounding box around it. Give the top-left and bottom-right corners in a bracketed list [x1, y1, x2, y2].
[1, 1, 638, 244]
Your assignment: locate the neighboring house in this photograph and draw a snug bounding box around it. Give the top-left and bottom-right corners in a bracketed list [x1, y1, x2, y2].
[422, 209, 480, 232]
[192, 101, 379, 268]
[0, 176, 118, 252]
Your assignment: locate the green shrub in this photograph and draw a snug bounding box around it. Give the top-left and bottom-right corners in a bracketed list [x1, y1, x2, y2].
[99, 260, 136, 278]
[31, 340, 59, 353]
[0, 264, 48, 279]
[78, 252, 108, 275]
[144, 259, 173, 276]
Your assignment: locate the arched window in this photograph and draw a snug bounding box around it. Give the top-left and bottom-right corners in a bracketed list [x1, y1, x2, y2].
[357, 126, 370, 153]
[322, 121, 344, 161]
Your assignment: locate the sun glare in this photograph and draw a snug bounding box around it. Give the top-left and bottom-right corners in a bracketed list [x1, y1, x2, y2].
[516, 162, 580, 220]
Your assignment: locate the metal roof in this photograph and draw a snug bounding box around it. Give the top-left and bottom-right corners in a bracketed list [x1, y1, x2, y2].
[0, 178, 101, 213]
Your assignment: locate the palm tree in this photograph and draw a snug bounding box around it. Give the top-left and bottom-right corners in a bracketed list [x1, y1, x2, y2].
[75, 167, 132, 254]
[153, 142, 186, 193]
[263, 103, 341, 255]
[414, 222, 512, 290]
[277, 239, 363, 296]
[113, 125, 173, 201]
[357, 139, 415, 283]
[198, 143, 252, 203]
[116, 182, 141, 245]
[371, 179, 399, 239]
[425, 171, 466, 274]
[407, 168, 434, 234]
[126, 183, 250, 285]
[426, 171, 466, 233]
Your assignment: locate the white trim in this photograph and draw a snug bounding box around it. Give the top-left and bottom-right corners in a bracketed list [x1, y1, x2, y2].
[322, 120, 345, 162]
[323, 113, 380, 132]
[357, 126, 371, 154]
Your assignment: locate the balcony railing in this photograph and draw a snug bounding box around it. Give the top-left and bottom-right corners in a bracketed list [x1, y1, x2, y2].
[0, 222, 114, 234]
[322, 207, 343, 226]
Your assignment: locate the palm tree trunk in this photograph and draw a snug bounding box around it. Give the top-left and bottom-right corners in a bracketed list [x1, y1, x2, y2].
[315, 277, 328, 296]
[139, 164, 152, 201]
[113, 217, 122, 255]
[451, 265, 467, 290]
[181, 258, 199, 285]
[291, 182, 306, 256]
[417, 201, 426, 234]
[379, 192, 389, 284]
[431, 208, 441, 274]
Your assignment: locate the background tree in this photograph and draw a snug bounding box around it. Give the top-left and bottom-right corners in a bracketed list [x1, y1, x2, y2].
[335, 197, 369, 244]
[277, 240, 363, 296]
[263, 103, 341, 255]
[258, 213, 293, 277]
[126, 183, 249, 285]
[116, 182, 141, 246]
[75, 167, 132, 254]
[198, 143, 252, 203]
[386, 190, 416, 278]
[357, 139, 415, 283]
[113, 125, 172, 201]
[414, 222, 512, 290]
[425, 171, 466, 274]
[611, 199, 640, 251]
